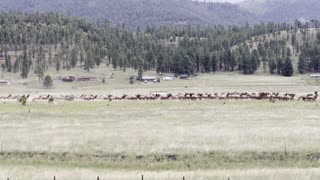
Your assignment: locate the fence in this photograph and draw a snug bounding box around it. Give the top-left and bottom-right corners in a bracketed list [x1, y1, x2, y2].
[5, 175, 189, 180]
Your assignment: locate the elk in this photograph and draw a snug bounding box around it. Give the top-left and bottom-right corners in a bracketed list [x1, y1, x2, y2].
[298, 91, 318, 102]
[32, 95, 51, 102]
[82, 95, 98, 101]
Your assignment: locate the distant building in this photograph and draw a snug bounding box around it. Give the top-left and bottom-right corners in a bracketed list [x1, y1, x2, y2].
[0, 80, 10, 86]
[162, 76, 173, 81]
[310, 74, 320, 79]
[77, 76, 97, 81]
[142, 76, 156, 83]
[61, 76, 76, 82]
[180, 74, 189, 80]
[60, 76, 97, 82]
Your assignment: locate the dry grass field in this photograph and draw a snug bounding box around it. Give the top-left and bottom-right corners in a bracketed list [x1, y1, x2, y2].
[0, 66, 319, 95]
[0, 167, 320, 180]
[0, 67, 320, 179]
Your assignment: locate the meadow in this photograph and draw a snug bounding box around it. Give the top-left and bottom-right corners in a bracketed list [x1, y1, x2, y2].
[0, 67, 319, 179]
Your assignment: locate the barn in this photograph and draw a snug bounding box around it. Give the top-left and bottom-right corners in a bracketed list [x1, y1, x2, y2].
[162, 76, 173, 81]
[180, 74, 189, 79]
[77, 77, 97, 81]
[142, 76, 156, 83]
[61, 76, 76, 82]
[0, 80, 10, 86]
[310, 74, 320, 79]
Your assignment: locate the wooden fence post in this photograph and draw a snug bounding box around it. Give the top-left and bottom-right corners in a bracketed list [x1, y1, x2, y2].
[7, 178, 9, 180]
[183, 176, 185, 180]
[97, 176, 100, 180]
[53, 176, 56, 180]
[141, 174, 144, 180]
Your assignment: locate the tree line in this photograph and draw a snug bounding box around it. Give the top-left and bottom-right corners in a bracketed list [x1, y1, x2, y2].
[0, 12, 319, 79]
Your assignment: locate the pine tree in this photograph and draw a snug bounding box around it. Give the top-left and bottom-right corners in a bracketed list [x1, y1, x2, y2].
[251, 50, 260, 74]
[94, 47, 102, 67]
[21, 47, 30, 79]
[80, 51, 85, 66]
[282, 57, 294, 77]
[43, 75, 53, 89]
[13, 56, 20, 73]
[71, 48, 78, 68]
[112, 50, 119, 70]
[156, 52, 165, 73]
[269, 59, 277, 74]
[84, 49, 94, 72]
[55, 55, 61, 73]
[202, 53, 211, 73]
[5, 55, 12, 72]
[1, 64, 5, 78]
[48, 47, 53, 66]
[118, 51, 128, 70]
[211, 54, 217, 74]
[298, 53, 306, 74]
[35, 47, 45, 81]
[262, 56, 268, 73]
[146, 50, 155, 70]
[276, 58, 283, 75]
[138, 66, 143, 80]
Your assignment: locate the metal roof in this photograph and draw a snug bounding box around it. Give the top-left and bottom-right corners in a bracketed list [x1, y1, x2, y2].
[142, 76, 156, 80]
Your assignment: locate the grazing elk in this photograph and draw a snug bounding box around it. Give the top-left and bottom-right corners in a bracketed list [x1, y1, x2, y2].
[298, 91, 318, 102]
[2, 91, 319, 103]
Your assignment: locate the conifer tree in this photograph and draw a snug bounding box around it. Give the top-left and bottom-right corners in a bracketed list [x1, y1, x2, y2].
[282, 57, 294, 77]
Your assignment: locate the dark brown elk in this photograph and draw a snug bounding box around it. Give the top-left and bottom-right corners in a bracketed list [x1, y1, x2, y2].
[217, 93, 227, 100]
[2, 94, 12, 100]
[32, 95, 51, 102]
[160, 93, 173, 100]
[147, 94, 161, 100]
[197, 93, 205, 100]
[283, 93, 295, 101]
[298, 91, 318, 102]
[240, 93, 250, 100]
[114, 95, 123, 100]
[127, 95, 138, 100]
[137, 94, 147, 100]
[227, 92, 242, 100]
[2, 92, 316, 103]
[83, 95, 98, 101]
[103, 94, 113, 101]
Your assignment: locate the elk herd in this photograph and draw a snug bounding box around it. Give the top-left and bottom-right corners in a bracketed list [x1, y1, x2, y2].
[0, 91, 318, 104]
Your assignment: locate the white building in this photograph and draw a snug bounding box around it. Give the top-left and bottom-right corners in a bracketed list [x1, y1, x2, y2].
[310, 74, 320, 79]
[0, 80, 10, 86]
[162, 76, 173, 81]
[142, 76, 157, 83]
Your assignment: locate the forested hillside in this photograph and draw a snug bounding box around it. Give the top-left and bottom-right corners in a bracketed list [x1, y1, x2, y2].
[2, 0, 320, 29]
[0, 0, 256, 28]
[240, 0, 320, 23]
[0, 12, 320, 80]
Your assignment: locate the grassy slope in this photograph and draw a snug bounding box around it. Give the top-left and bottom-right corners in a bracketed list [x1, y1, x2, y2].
[249, 28, 320, 73]
[1, 100, 320, 153]
[0, 65, 318, 96]
[0, 99, 320, 178]
[0, 72, 320, 179]
[0, 37, 320, 178]
[0, 166, 319, 180]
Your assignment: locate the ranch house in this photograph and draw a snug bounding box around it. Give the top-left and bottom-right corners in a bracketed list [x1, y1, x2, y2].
[180, 74, 189, 79]
[162, 76, 173, 81]
[77, 76, 97, 81]
[142, 76, 156, 83]
[0, 80, 10, 86]
[61, 76, 77, 82]
[310, 74, 320, 79]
